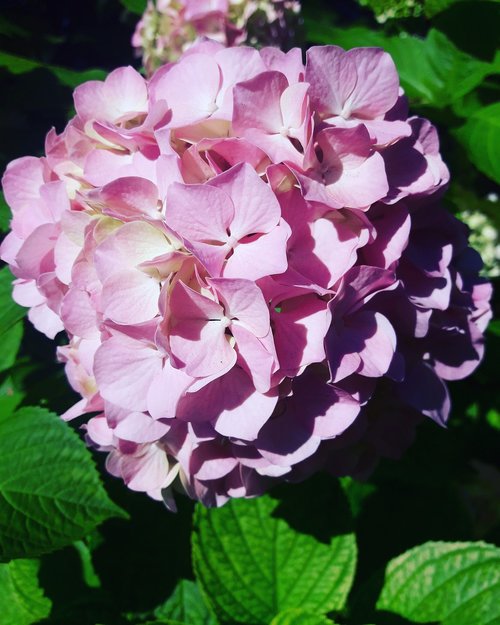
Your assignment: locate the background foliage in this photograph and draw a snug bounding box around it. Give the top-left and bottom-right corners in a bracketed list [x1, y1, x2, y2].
[0, 1, 498, 623]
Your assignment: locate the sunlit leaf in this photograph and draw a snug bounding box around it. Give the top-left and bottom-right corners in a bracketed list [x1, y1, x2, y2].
[192, 482, 356, 624]
[455, 102, 500, 183]
[377, 541, 500, 624]
[0, 406, 127, 560]
[0, 559, 51, 625]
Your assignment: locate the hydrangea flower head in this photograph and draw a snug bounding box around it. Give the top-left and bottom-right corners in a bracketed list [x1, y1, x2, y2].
[132, 0, 301, 73]
[1, 43, 491, 507]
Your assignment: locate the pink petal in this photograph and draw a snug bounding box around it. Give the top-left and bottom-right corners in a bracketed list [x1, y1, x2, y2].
[15, 223, 59, 280]
[306, 46, 399, 120]
[342, 47, 400, 119]
[28, 303, 64, 339]
[94, 221, 170, 282]
[166, 181, 234, 243]
[272, 295, 331, 375]
[233, 71, 288, 134]
[223, 221, 290, 281]
[232, 325, 277, 393]
[101, 269, 160, 324]
[354, 311, 397, 377]
[167, 281, 236, 378]
[151, 54, 221, 126]
[61, 288, 99, 338]
[118, 445, 171, 492]
[147, 359, 194, 419]
[90, 176, 160, 220]
[178, 367, 278, 441]
[113, 412, 170, 443]
[261, 47, 304, 84]
[2, 156, 47, 213]
[209, 277, 270, 337]
[94, 336, 162, 411]
[208, 163, 281, 238]
[86, 415, 115, 446]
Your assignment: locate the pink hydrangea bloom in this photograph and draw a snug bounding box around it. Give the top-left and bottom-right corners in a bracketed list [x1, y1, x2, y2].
[132, 0, 301, 74]
[1, 44, 491, 507]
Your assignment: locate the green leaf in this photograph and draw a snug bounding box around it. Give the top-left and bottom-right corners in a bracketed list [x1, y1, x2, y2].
[0, 267, 25, 335]
[120, 0, 148, 14]
[0, 50, 106, 88]
[142, 621, 186, 625]
[0, 321, 23, 373]
[424, 0, 465, 17]
[377, 540, 500, 624]
[154, 579, 218, 625]
[192, 482, 357, 624]
[455, 102, 500, 183]
[0, 191, 11, 232]
[270, 608, 336, 625]
[0, 559, 51, 625]
[0, 268, 24, 369]
[0, 377, 23, 417]
[0, 406, 127, 560]
[312, 27, 495, 108]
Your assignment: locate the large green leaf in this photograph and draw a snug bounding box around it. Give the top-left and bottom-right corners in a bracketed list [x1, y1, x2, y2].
[154, 579, 218, 625]
[0, 321, 23, 373]
[309, 26, 495, 108]
[0, 377, 23, 417]
[0, 267, 25, 335]
[0, 50, 106, 88]
[0, 267, 24, 372]
[455, 102, 500, 183]
[0, 559, 51, 625]
[377, 541, 500, 624]
[0, 406, 127, 560]
[270, 609, 335, 625]
[192, 481, 357, 624]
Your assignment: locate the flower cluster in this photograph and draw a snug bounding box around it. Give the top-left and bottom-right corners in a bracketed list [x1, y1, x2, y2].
[132, 0, 301, 73]
[1, 43, 491, 507]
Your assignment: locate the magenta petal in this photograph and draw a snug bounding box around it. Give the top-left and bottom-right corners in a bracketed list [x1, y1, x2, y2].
[273, 295, 331, 375]
[192, 448, 239, 481]
[179, 368, 278, 441]
[399, 362, 450, 426]
[354, 311, 397, 377]
[167, 281, 236, 379]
